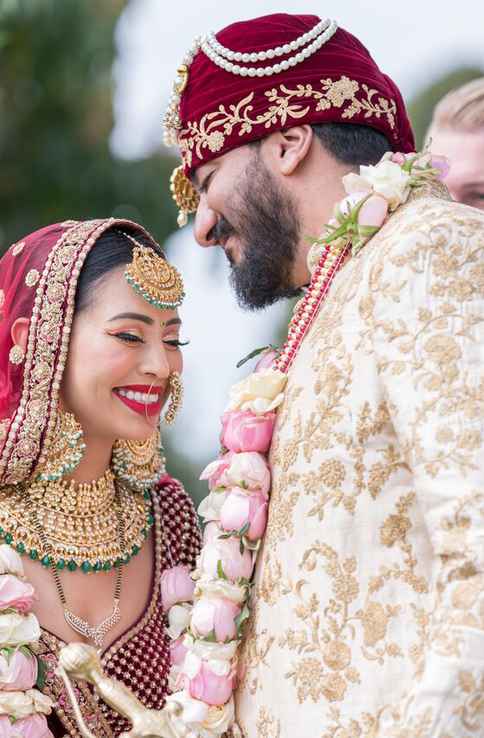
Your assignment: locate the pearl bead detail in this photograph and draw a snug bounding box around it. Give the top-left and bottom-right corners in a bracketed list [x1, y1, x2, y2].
[206, 18, 332, 62]
[201, 19, 338, 78]
[163, 36, 204, 146]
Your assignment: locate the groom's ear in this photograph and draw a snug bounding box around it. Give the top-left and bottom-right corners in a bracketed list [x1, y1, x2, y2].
[261, 125, 314, 176]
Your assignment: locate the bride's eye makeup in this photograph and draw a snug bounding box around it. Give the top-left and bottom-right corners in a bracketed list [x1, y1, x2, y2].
[112, 332, 143, 344]
[107, 331, 190, 349]
[107, 314, 188, 349]
[163, 338, 190, 349]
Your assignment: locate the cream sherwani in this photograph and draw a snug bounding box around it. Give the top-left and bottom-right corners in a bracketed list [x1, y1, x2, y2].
[234, 186, 484, 737]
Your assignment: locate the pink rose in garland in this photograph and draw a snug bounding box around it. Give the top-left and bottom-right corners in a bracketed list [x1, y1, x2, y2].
[0, 575, 36, 613]
[357, 195, 388, 229]
[430, 154, 450, 180]
[191, 598, 241, 642]
[220, 489, 268, 541]
[187, 661, 234, 706]
[254, 349, 278, 372]
[199, 452, 235, 491]
[0, 648, 38, 691]
[161, 565, 195, 612]
[223, 452, 270, 495]
[0, 714, 53, 738]
[170, 636, 188, 667]
[199, 533, 252, 581]
[221, 411, 276, 454]
[200, 452, 270, 497]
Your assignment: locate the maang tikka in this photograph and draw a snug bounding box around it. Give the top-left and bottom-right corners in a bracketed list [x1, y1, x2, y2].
[123, 233, 185, 311]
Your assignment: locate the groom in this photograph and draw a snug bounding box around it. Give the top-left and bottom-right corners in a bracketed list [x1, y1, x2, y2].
[165, 13, 484, 738]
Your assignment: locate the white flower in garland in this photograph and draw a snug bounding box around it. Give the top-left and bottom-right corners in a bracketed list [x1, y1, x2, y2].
[227, 369, 287, 414]
[0, 613, 41, 648]
[0, 546, 24, 577]
[313, 147, 450, 260]
[198, 490, 229, 521]
[0, 689, 52, 719]
[344, 159, 411, 209]
[165, 691, 235, 738]
[0, 545, 54, 734]
[166, 603, 193, 640]
[194, 577, 247, 605]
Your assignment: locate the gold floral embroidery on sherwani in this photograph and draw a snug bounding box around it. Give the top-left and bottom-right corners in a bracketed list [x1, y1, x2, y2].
[235, 186, 484, 737]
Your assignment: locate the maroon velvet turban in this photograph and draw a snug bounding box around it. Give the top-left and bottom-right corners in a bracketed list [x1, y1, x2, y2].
[168, 13, 414, 181]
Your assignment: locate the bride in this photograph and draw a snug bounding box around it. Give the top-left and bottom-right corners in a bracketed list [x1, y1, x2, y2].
[0, 218, 201, 736]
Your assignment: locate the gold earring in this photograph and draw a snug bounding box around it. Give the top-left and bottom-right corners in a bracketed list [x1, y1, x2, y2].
[112, 430, 166, 493]
[9, 345, 25, 365]
[36, 411, 86, 482]
[164, 371, 183, 425]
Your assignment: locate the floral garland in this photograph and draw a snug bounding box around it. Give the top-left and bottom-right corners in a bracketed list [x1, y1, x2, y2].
[160, 148, 449, 737]
[0, 545, 53, 737]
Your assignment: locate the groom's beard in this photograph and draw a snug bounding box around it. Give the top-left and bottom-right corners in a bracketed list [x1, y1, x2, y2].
[212, 156, 303, 310]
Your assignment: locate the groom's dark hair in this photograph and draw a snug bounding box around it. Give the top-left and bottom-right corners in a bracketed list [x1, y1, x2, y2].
[312, 122, 391, 166]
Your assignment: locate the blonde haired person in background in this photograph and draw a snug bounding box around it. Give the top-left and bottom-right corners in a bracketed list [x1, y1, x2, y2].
[428, 77, 484, 209]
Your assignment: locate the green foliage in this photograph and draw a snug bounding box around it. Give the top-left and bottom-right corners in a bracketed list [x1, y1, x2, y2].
[36, 654, 48, 689]
[0, 0, 178, 251]
[408, 65, 484, 148]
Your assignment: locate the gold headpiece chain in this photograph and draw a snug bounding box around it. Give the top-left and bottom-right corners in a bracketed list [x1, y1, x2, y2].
[123, 233, 185, 310]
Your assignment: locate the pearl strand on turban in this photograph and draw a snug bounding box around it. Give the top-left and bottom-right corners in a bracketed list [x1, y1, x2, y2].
[201, 19, 337, 78]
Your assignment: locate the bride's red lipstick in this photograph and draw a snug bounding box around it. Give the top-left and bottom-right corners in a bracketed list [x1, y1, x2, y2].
[113, 384, 164, 417]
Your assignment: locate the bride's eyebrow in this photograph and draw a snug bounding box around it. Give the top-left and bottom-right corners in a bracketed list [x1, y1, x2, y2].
[108, 312, 153, 325]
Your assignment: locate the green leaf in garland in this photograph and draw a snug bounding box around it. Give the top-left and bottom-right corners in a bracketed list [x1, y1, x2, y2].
[1, 646, 14, 663]
[217, 560, 227, 580]
[238, 522, 250, 536]
[236, 345, 278, 369]
[36, 655, 48, 689]
[235, 604, 251, 635]
[203, 630, 218, 643]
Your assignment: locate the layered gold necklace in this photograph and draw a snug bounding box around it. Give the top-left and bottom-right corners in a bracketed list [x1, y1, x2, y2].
[0, 469, 153, 573]
[0, 470, 154, 647]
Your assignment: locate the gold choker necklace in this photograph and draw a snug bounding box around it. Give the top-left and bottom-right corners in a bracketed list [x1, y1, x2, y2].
[0, 469, 154, 573]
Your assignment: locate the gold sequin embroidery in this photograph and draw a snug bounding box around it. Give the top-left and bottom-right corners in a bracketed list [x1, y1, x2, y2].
[11, 241, 25, 256]
[0, 420, 9, 442]
[25, 269, 40, 288]
[179, 75, 397, 168]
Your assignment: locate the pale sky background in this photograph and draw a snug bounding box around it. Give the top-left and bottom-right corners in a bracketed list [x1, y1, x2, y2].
[109, 0, 484, 475]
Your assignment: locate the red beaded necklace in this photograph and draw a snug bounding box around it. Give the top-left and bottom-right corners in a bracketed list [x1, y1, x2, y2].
[275, 241, 350, 374]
